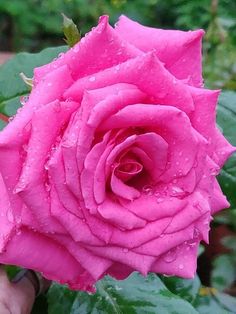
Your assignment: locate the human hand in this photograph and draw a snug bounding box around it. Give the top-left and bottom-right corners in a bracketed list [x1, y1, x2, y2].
[0, 266, 50, 314]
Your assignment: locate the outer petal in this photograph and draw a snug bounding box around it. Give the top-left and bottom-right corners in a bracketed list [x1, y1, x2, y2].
[115, 15, 204, 87]
[0, 228, 95, 291]
[64, 52, 194, 114]
[151, 241, 199, 278]
[0, 173, 15, 252]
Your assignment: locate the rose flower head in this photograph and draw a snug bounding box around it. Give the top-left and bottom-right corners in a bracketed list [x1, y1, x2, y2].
[0, 15, 235, 291]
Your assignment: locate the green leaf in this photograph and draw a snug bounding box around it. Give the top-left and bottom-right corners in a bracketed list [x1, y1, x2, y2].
[217, 91, 236, 228]
[48, 273, 198, 314]
[214, 292, 236, 313]
[62, 13, 80, 47]
[0, 45, 67, 129]
[211, 254, 236, 291]
[221, 235, 236, 251]
[5, 265, 20, 279]
[47, 283, 77, 314]
[194, 287, 236, 314]
[198, 245, 205, 257]
[0, 119, 6, 130]
[161, 275, 201, 304]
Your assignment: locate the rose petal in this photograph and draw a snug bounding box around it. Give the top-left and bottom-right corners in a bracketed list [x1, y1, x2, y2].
[64, 52, 194, 114]
[119, 195, 186, 221]
[0, 227, 95, 291]
[86, 245, 155, 276]
[115, 15, 204, 87]
[97, 197, 146, 230]
[151, 241, 199, 278]
[99, 104, 198, 180]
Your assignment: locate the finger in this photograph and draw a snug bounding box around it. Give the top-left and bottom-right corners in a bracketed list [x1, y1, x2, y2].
[0, 265, 9, 285]
[11, 270, 36, 314]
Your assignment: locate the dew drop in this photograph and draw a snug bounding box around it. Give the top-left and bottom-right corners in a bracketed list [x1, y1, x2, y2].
[179, 264, 184, 270]
[170, 186, 185, 197]
[142, 185, 153, 196]
[89, 76, 96, 82]
[7, 210, 14, 223]
[8, 116, 15, 122]
[188, 238, 197, 247]
[156, 197, 164, 203]
[193, 201, 202, 212]
[193, 227, 200, 238]
[58, 52, 64, 59]
[115, 64, 120, 72]
[73, 46, 80, 53]
[16, 229, 22, 236]
[45, 182, 51, 192]
[164, 248, 177, 263]
[123, 248, 129, 253]
[20, 95, 29, 105]
[115, 285, 122, 291]
[210, 167, 220, 176]
[53, 102, 61, 113]
[22, 144, 28, 152]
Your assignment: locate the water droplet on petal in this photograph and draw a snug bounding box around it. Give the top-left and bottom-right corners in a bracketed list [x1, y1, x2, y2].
[193, 227, 200, 238]
[22, 144, 28, 152]
[58, 52, 65, 59]
[169, 185, 185, 198]
[115, 64, 120, 72]
[8, 116, 15, 122]
[44, 162, 49, 171]
[89, 76, 96, 82]
[123, 248, 129, 253]
[193, 201, 202, 212]
[16, 229, 22, 236]
[53, 102, 61, 113]
[210, 167, 220, 176]
[45, 182, 51, 192]
[142, 185, 153, 196]
[164, 248, 177, 263]
[7, 210, 14, 223]
[179, 264, 184, 270]
[20, 95, 29, 105]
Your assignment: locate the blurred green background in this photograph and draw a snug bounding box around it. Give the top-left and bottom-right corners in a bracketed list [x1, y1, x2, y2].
[0, 0, 236, 89]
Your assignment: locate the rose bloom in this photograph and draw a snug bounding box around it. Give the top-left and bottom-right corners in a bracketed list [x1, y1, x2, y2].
[0, 16, 235, 291]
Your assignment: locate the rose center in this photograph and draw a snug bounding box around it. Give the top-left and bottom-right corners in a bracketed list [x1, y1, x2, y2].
[115, 159, 143, 182]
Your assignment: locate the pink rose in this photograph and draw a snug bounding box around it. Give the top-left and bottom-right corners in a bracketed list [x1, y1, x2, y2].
[0, 15, 235, 291]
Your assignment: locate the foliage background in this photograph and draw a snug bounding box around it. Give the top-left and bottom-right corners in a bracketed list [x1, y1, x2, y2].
[0, 0, 236, 313]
